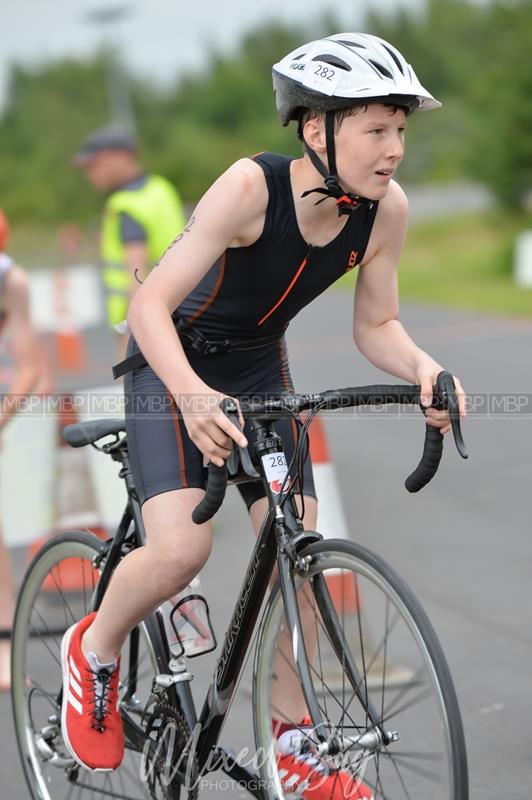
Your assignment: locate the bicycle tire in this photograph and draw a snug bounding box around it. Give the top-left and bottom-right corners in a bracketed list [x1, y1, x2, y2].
[10, 530, 188, 800]
[253, 538, 468, 800]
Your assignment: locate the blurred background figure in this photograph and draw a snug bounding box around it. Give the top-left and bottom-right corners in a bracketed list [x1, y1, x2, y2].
[0, 207, 40, 691]
[72, 125, 186, 360]
[57, 223, 84, 267]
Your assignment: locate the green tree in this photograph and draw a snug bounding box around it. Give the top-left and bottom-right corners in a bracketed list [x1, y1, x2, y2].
[367, 0, 532, 207]
[2, 2, 531, 221]
[0, 56, 111, 221]
[464, 0, 532, 208]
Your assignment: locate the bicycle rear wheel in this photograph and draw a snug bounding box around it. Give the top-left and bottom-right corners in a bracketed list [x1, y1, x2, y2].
[253, 539, 468, 800]
[11, 530, 180, 800]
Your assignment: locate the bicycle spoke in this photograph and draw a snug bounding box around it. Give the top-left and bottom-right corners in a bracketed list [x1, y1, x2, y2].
[301, 582, 370, 740]
[254, 544, 466, 800]
[274, 630, 363, 738]
[28, 681, 60, 711]
[307, 584, 330, 725]
[32, 610, 67, 649]
[380, 598, 390, 719]
[375, 772, 391, 800]
[48, 565, 80, 627]
[12, 535, 167, 800]
[29, 614, 63, 669]
[363, 608, 401, 681]
[380, 747, 445, 784]
[305, 576, 385, 728]
[337, 604, 402, 733]
[49, 563, 70, 635]
[379, 664, 427, 718]
[379, 684, 435, 726]
[382, 749, 444, 762]
[387, 752, 414, 800]
[82, 562, 90, 618]
[298, 583, 373, 724]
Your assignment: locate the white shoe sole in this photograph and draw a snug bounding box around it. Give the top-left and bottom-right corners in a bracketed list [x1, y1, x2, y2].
[60, 621, 114, 773]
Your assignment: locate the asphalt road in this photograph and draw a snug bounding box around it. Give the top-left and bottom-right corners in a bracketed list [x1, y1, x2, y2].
[2, 289, 532, 798]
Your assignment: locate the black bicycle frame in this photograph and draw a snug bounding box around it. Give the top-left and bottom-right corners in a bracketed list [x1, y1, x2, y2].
[193, 417, 327, 770]
[90, 421, 379, 786]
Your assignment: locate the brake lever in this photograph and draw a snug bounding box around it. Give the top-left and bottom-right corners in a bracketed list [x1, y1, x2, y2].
[434, 371, 468, 460]
[220, 398, 260, 479]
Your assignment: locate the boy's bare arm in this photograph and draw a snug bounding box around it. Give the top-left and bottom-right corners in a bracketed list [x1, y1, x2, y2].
[0, 266, 40, 428]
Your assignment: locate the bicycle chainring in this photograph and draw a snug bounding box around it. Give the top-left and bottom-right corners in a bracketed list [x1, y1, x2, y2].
[142, 696, 199, 800]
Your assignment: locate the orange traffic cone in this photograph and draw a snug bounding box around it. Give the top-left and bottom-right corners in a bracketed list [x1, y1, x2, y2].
[308, 415, 360, 611]
[307, 416, 413, 689]
[52, 267, 88, 374]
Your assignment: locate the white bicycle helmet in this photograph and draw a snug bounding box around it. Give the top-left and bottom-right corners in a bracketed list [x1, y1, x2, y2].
[272, 33, 440, 214]
[273, 32, 440, 124]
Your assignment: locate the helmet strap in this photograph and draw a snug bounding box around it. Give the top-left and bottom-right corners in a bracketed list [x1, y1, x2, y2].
[301, 110, 374, 216]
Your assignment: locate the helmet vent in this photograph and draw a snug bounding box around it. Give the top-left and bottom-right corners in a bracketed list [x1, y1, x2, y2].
[368, 60, 393, 79]
[312, 55, 351, 71]
[336, 40, 365, 48]
[382, 44, 405, 75]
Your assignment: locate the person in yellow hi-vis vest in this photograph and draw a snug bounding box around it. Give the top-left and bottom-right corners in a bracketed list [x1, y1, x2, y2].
[72, 125, 186, 358]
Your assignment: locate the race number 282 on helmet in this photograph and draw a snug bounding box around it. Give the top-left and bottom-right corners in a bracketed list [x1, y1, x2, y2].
[272, 33, 441, 214]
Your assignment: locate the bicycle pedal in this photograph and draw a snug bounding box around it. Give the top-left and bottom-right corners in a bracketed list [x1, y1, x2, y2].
[155, 672, 192, 687]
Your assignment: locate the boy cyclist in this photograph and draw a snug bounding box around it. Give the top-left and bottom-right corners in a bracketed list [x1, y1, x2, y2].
[61, 33, 465, 798]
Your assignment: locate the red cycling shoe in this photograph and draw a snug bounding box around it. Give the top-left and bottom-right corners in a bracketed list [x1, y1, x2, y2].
[276, 722, 374, 799]
[61, 612, 124, 771]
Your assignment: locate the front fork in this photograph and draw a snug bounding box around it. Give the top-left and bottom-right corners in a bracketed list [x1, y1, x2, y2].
[276, 505, 385, 746]
[251, 416, 384, 747]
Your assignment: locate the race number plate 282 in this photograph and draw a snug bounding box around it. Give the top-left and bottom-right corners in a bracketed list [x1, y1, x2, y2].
[262, 453, 290, 495]
[303, 61, 343, 95]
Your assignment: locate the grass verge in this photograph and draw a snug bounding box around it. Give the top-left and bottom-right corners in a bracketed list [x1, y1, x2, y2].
[336, 211, 532, 317]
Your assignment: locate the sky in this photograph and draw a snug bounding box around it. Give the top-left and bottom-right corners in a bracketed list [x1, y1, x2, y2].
[0, 0, 427, 110]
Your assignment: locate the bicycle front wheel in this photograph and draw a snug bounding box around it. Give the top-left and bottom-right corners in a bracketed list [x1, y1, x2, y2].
[11, 530, 175, 800]
[253, 539, 468, 800]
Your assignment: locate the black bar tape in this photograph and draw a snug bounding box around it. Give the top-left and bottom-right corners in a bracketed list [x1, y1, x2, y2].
[192, 463, 228, 524]
[405, 424, 444, 493]
[320, 385, 420, 410]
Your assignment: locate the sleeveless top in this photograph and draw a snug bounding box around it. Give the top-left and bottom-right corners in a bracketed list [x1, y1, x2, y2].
[177, 152, 378, 341]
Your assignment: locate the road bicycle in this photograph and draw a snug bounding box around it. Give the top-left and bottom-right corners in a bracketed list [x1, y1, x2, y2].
[11, 370, 469, 799]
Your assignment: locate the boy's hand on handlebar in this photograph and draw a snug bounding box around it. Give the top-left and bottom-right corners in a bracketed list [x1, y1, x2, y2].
[177, 385, 247, 468]
[417, 367, 467, 435]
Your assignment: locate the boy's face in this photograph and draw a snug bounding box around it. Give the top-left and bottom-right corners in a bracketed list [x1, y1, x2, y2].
[334, 104, 407, 201]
